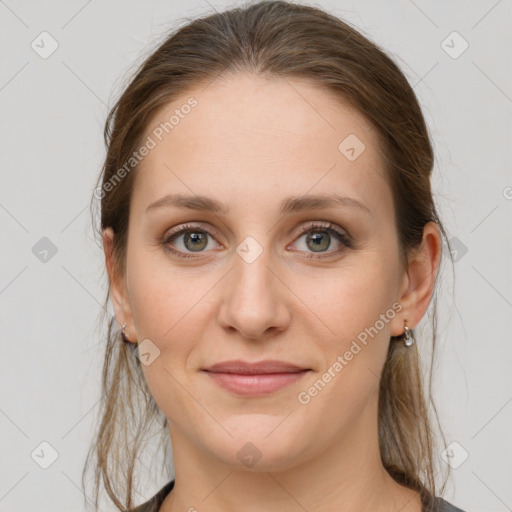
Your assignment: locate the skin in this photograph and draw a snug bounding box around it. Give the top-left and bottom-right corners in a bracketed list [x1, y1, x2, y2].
[103, 72, 442, 512]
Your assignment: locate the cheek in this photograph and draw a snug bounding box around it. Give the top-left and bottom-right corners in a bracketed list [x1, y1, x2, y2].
[293, 257, 399, 394]
[129, 263, 212, 347]
[127, 259, 214, 418]
[292, 264, 397, 427]
[125, 236, 185, 317]
[293, 257, 397, 333]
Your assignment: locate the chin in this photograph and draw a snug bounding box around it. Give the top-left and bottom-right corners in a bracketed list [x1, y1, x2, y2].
[203, 421, 309, 472]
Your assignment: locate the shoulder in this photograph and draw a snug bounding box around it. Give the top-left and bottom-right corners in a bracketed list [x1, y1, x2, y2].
[435, 496, 467, 512]
[130, 480, 175, 512]
[128, 482, 465, 512]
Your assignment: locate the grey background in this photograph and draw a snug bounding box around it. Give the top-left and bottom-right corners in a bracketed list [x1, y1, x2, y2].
[1, 1, 511, 511]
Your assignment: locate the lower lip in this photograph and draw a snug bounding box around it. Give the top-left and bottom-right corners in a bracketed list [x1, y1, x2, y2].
[203, 370, 310, 396]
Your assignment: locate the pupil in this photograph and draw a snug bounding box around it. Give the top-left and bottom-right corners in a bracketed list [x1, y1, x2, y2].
[307, 231, 330, 252]
[185, 232, 207, 252]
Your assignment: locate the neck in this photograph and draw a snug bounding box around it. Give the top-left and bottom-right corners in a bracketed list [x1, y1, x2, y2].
[160, 397, 422, 512]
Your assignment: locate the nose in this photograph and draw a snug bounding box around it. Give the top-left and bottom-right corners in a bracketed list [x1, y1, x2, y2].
[217, 246, 292, 341]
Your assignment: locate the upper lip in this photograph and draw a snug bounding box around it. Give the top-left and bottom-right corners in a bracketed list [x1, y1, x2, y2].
[203, 359, 310, 374]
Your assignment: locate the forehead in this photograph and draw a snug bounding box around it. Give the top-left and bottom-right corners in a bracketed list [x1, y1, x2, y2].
[132, 72, 391, 217]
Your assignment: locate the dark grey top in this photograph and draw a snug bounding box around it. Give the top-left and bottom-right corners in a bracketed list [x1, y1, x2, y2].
[130, 480, 466, 512]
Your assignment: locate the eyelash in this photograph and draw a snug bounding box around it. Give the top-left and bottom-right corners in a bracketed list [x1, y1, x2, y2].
[161, 222, 352, 260]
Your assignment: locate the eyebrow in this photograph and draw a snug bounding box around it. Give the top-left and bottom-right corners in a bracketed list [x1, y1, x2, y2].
[145, 192, 372, 216]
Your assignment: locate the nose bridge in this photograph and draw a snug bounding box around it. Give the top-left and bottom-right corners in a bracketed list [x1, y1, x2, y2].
[218, 235, 290, 339]
[235, 237, 274, 297]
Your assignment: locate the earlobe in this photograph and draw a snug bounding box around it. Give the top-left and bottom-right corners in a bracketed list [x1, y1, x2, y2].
[390, 222, 442, 335]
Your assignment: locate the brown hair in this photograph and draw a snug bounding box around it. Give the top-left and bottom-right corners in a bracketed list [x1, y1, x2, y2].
[83, 1, 455, 510]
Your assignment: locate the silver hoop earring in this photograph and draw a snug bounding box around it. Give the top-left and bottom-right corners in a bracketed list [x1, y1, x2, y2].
[403, 325, 415, 347]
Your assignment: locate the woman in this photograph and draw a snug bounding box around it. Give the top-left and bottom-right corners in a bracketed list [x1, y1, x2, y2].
[83, 2, 465, 511]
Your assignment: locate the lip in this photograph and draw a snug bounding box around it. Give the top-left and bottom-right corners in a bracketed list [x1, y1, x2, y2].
[202, 359, 311, 396]
[205, 371, 310, 396]
[204, 359, 310, 374]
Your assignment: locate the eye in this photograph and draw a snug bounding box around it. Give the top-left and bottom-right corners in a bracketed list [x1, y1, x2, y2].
[161, 221, 352, 260]
[289, 222, 352, 259]
[162, 224, 221, 259]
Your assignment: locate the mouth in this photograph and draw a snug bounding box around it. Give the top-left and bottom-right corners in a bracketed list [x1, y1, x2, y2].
[202, 359, 312, 396]
[203, 359, 311, 374]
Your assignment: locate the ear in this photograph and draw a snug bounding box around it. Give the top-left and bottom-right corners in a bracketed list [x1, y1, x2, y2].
[103, 227, 137, 343]
[390, 221, 443, 336]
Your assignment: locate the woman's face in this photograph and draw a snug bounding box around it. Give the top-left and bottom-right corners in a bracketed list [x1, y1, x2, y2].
[109, 73, 414, 471]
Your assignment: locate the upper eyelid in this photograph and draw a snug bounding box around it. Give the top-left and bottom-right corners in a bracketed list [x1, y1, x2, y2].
[164, 222, 223, 245]
[294, 221, 348, 237]
[164, 221, 349, 245]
